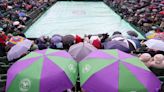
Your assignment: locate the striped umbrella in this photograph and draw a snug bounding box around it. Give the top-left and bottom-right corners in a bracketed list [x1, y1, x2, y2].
[6, 49, 77, 92]
[79, 49, 161, 92]
[145, 31, 157, 39]
[7, 36, 25, 47]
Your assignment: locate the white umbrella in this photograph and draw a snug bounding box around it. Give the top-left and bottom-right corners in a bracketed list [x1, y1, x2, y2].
[68, 42, 97, 62]
[7, 39, 33, 61]
[144, 39, 164, 51]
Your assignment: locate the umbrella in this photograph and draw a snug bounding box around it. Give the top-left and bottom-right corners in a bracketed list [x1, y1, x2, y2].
[6, 49, 77, 92]
[127, 31, 138, 37]
[68, 42, 97, 62]
[7, 36, 25, 47]
[51, 35, 62, 44]
[18, 12, 26, 17]
[159, 11, 164, 15]
[62, 35, 75, 49]
[62, 35, 75, 45]
[104, 40, 130, 53]
[145, 31, 157, 39]
[128, 38, 141, 48]
[127, 39, 137, 50]
[79, 49, 161, 92]
[155, 32, 164, 40]
[7, 39, 33, 61]
[144, 39, 164, 51]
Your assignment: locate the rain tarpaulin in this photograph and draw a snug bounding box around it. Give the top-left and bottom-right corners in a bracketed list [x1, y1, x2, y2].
[25, 1, 145, 39]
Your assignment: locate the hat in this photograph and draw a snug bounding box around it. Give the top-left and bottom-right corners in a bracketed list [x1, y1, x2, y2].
[90, 36, 100, 44]
[127, 31, 138, 37]
[92, 39, 101, 49]
[153, 54, 164, 64]
[151, 54, 164, 69]
[139, 53, 151, 62]
[13, 21, 20, 26]
[75, 35, 83, 43]
[112, 31, 122, 36]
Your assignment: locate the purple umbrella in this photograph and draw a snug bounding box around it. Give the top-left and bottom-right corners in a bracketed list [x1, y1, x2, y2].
[7, 39, 33, 61]
[103, 40, 131, 53]
[6, 49, 77, 92]
[51, 35, 62, 44]
[79, 50, 161, 92]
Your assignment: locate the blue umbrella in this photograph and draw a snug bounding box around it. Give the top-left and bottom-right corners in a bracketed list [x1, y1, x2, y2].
[51, 35, 62, 44]
[103, 40, 130, 53]
[18, 12, 26, 17]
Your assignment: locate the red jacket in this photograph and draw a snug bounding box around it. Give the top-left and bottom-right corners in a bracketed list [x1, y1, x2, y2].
[0, 34, 8, 46]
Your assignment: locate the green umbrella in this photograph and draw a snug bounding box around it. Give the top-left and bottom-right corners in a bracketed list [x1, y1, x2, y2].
[79, 49, 161, 92]
[6, 48, 77, 92]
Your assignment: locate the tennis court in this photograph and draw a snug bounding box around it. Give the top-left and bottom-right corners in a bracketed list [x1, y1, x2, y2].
[25, 1, 145, 39]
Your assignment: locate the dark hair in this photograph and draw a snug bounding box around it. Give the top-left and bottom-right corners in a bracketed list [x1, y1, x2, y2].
[112, 31, 122, 36]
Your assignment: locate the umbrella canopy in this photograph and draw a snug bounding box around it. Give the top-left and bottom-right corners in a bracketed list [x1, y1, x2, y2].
[104, 40, 130, 53]
[144, 39, 164, 51]
[127, 31, 138, 37]
[7, 36, 25, 47]
[6, 49, 77, 92]
[18, 12, 26, 17]
[7, 39, 33, 61]
[159, 11, 164, 15]
[145, 31, 157, 39]
[155, 32, 164, 40]
[68, 42, 97, 62]
[62, 35, 75, 45]
[51, 35, 62, 44]
[79, 49, 161, 92]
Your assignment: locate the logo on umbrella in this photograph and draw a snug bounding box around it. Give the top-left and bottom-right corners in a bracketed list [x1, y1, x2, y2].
[82, 64, 91, 73]
[19, 78, 31, 92]
[68, 64, 76, 73]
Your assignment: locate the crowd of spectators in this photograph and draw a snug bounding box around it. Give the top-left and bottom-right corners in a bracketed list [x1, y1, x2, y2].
[0, 0, 55, 55]
[0, 0, 56, 91]
[105, 0, 164, 33]
[0, 0, 164, 92]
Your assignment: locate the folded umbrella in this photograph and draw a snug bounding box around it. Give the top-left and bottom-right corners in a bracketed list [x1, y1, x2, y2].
[6, 49, 77, 92]
[7, 39, 33, 61]
[68, 42, 97, 62]
[144, 39, 164, 51]
[79, 49, 161, 92]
